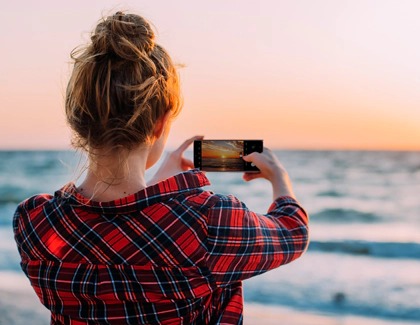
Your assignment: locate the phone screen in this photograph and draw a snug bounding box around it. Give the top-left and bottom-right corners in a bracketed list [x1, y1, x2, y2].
[194, 140, 263, 172]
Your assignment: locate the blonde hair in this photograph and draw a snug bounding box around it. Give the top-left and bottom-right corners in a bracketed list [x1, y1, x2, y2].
[65, 12, 182, 155]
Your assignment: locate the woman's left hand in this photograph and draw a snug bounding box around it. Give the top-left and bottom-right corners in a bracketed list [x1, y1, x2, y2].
[148, 135, 203, 185]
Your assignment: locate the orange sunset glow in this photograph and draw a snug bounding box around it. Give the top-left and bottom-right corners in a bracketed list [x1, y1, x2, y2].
[0, 1, 419, 150]
[202, 141, 243, 159]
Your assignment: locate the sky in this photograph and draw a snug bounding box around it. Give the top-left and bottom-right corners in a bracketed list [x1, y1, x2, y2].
[0, 0, 419, 150]
[202, 141, 244, 159]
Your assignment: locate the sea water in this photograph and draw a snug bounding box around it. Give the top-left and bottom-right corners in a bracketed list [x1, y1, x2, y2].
[0, 150, 419, 323]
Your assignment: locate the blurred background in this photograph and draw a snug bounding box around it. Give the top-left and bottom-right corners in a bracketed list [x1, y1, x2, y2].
[0, 1, 419, 324]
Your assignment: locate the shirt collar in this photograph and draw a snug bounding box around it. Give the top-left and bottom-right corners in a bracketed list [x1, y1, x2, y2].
[56, 169, 210, 214]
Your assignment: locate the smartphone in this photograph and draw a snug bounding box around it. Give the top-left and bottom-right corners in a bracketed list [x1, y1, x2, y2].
[194, 140, 263, 172]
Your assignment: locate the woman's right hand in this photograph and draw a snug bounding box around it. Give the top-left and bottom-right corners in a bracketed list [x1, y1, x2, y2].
[242, 148, 296, 200]
[148, 135, 203, 185]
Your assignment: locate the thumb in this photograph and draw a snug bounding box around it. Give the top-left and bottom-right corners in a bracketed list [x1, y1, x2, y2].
[242, 152, 258, 162]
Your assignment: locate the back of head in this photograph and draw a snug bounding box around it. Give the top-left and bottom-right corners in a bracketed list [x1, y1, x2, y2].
[66, 12, 181, 154]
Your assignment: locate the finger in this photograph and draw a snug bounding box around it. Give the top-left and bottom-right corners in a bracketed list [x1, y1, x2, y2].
[175, 135, 204, 154]
[181, 158, 194, 170]
[242, 172, 262, 182]
[242, 151, 260, 162]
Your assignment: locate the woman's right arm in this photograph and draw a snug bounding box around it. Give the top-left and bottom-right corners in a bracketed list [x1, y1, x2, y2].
[242, 148, 296, 201]
[206, 194, 309, 285]
[148, 135, 203, 185]
[206, 149, 309, 285]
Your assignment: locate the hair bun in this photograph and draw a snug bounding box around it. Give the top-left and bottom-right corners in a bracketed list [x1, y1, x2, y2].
[91, 11, 155, 61]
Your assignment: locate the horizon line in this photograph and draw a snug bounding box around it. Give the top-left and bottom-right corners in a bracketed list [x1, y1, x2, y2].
[1, 146, 420, 153]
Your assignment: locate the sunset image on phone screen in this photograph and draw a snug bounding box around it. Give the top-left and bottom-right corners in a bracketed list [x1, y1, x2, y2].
[202, 140, 244, 171]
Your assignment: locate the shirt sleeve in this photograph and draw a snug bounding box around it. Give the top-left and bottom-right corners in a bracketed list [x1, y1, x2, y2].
[206, 194, 309, 286]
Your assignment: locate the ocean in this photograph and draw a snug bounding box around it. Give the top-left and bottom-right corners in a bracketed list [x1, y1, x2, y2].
[1, 150, 419, 323]
[201, 157, 245, 171]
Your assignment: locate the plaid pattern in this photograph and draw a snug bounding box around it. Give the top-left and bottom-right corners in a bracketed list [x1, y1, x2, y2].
[13, 169, 309, 324]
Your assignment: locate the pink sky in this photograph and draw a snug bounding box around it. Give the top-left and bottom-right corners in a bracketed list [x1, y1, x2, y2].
[1, 0, 419, 150]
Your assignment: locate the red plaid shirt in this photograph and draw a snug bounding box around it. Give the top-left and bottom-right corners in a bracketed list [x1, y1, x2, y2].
[13, 170, 309, 324]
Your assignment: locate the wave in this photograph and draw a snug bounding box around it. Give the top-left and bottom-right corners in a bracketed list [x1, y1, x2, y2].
[0, 252, 21, 272]
[245, 250, 420, 322]
[310, 208, 381, 223]
[309, 240, 420, 259]
[0, 218, 12, 227]
[245, 279, 420, 322]
[0, 185, 26, 227]
[316, 190, 346, 197]
[0, 185, 29, 205]
[0, 206, 18, 228]
[0, 197, 24, 206]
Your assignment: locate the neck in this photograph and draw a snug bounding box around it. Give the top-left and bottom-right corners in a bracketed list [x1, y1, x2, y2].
[77, 146, 150, 201]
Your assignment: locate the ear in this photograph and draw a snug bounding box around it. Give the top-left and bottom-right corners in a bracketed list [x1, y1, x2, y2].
[152, 111, 172, 139]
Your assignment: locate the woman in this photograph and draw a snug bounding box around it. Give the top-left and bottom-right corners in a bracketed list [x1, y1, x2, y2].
[13, 12, 309, 324]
